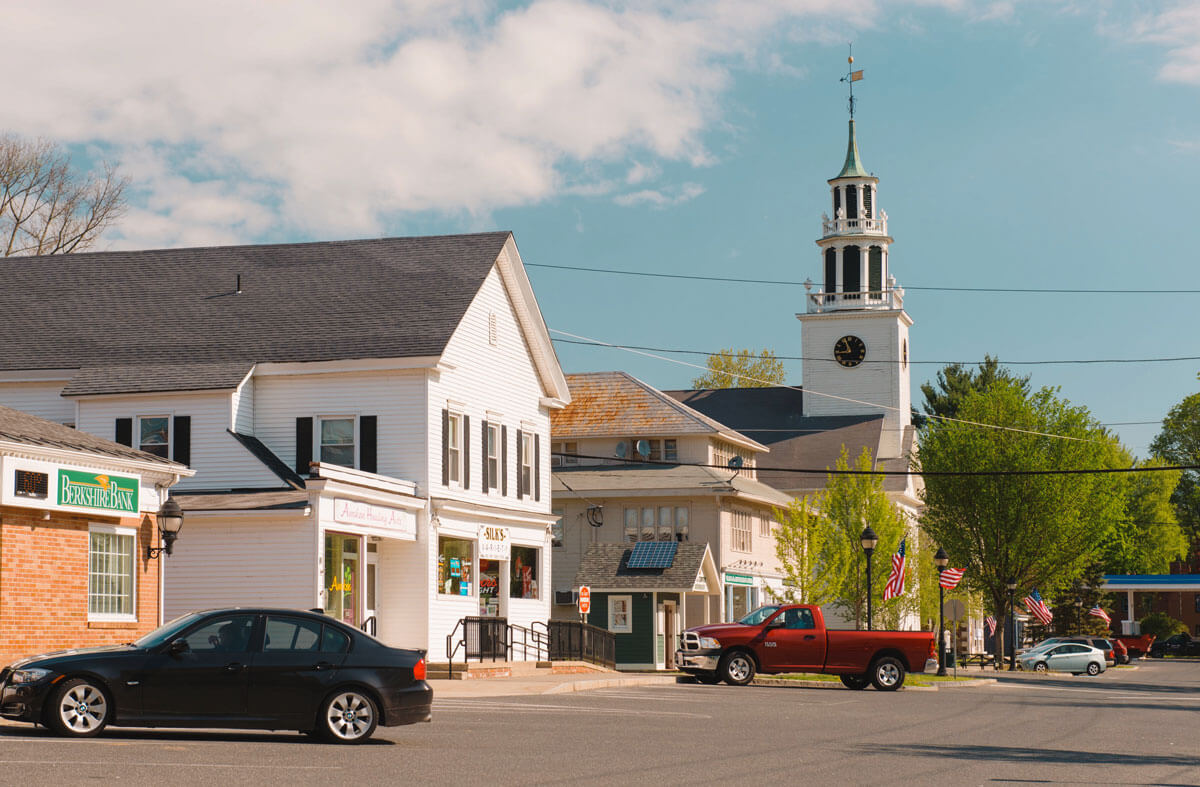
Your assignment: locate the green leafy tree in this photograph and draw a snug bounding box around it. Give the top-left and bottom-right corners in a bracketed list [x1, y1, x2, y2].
[1139, 611, 1188, 640]
[914, 355, 1031, 428]
[918, 378, 1128, 665]
[1150, 391, 1200, 565]
[817, 447, 909, 628]
[691, 348, 786, 389]
[773, 496, 849, 607]
[1045, 564, 1113, 637]
[1099, 456, 1187, 574]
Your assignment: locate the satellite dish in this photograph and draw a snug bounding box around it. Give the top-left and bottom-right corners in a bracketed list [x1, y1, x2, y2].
[727, 456, 744, 470]
[635, 439, 651, 458]
[614, 441, 628, 458]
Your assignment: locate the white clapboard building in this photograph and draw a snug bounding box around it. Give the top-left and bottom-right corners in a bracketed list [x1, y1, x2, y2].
[0, 232, 569, 658]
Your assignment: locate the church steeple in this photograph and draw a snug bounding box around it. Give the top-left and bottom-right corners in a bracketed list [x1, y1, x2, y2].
[835, 119, 870, 179]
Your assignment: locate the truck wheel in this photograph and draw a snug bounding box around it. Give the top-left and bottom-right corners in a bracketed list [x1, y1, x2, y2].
[869, 656, 906, 691]
[719, 651, 756, 686]
[839, 674, 870, 690]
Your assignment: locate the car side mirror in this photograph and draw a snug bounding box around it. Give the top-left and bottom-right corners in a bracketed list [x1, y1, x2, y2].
[168, 638, 190, 656]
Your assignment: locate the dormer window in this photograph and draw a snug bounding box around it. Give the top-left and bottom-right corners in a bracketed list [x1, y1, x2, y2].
[319, 417, 355, 467]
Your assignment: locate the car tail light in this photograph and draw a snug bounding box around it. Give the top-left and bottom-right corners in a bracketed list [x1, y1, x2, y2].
[413, 657, 426, 681]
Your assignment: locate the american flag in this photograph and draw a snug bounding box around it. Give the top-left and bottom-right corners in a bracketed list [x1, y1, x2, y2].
[985, 615, 997, 636]
[882, 538, 907, 600]
[1088, 605, 1111, 625]
[1024, 589, 1054, 626]
[939, 568, 965, 589]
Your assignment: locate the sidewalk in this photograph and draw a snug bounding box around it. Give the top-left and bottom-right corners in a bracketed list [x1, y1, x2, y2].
[430, 671, 679, 698]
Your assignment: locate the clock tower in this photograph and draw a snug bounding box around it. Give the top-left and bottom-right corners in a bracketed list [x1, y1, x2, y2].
[796, 78, 912, 458]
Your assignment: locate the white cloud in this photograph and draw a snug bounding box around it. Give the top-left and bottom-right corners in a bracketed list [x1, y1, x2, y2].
[0, 0, 1020, 247]
[1125, 3, 1200, 85]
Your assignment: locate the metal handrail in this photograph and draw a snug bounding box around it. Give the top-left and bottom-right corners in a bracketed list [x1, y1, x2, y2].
[360, 615, 377, 637]
[508, 622, 549, 662]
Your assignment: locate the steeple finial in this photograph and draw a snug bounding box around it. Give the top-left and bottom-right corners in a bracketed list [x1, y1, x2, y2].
[839, 44, 863, 119]
[835, 47, 869, 179]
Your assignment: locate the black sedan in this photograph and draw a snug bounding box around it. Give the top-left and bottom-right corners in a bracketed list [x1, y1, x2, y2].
[0, 608, 431, 743]
[1149, 633, 1200, 659]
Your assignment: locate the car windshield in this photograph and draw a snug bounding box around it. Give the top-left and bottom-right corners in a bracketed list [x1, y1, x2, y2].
[131, 612, 204, 649]
[739, 606, 781, 626]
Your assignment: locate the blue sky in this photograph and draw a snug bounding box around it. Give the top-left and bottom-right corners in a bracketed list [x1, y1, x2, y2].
[2, 1, 1198, 456]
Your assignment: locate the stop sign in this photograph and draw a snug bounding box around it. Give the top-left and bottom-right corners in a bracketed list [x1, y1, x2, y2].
[578, 586, 591, 615]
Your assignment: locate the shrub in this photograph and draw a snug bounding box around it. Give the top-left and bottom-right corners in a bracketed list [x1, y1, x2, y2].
[1139, 611, 1188, 640]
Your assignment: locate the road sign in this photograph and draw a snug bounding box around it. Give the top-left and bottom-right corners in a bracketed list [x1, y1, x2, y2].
[943, 599, 966, 621]
[578, 586, 591, 615]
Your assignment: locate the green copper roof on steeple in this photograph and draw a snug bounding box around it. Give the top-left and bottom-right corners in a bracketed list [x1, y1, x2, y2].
[835, 119, 870, 179]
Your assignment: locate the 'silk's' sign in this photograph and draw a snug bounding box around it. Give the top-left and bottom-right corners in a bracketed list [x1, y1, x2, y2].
[57, 469, 139, 514]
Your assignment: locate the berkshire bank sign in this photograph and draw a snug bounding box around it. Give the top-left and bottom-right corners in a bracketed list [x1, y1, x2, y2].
[58, 469, 139, 514]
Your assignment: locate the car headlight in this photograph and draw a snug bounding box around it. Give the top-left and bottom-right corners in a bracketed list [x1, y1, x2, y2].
[698, 636, 721, 650]
[10, 668, 53, 684]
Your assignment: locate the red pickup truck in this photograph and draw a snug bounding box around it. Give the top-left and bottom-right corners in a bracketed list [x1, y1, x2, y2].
[675, 603, 937, 691]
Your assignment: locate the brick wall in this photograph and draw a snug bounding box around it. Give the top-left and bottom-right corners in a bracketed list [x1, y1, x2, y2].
[0, 507, 161, 666]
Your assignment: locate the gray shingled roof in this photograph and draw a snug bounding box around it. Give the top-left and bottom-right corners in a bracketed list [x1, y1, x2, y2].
[0, 233, 511, 391]
[552, 463, 794, 506]
[62, 362, 254, 397]
[665, 387, 908, 492]
[172, 489, 309, 512]
[574, 542, 711, 590]
[0, 404, 184, 467]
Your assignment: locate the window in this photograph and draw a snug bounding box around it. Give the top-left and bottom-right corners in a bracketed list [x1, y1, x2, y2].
[488, 311, 498, 346]
[521, 432, 534, 494]
[551, 441, 578, 466]
[658, 506, 674, 541]
[609, 595, 632, 633]
[319, 417, 355, 467]
[624, 508, 639, 543]
[647, 439, 677, 463]
[264, 616, 322, 651]
[182, 614, 257, 653]
[551, 508, 564, 548]
[511, 546, 539, 600]
[641, 507, 655, 541]
[625, 506, 689, 542]
[437, 536, 473, 596]
[731, 509, 752, 553]
[322, 626, 351, 653]
[487, 424, 500, 490]
[780, 608, 815, 629]
[447, 413, 463, 484]
[138, 416, 169, 458]
[868, 246, 883, 293]
[759, 514, 771, 537]
[88, 525, 136, 620]
[675, 507, 689, 542]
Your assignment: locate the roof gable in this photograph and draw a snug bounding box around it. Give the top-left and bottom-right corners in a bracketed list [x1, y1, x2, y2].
[574, 542, 715, 590]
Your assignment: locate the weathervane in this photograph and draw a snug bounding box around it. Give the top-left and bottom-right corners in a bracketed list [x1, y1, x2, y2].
[840, 43, 864, 118]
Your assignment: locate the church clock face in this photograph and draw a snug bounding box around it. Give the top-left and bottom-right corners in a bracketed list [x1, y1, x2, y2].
[834, 335, 866, 368]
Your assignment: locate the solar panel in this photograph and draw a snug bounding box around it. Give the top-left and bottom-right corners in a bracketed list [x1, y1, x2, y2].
[627, 540, 678, 569]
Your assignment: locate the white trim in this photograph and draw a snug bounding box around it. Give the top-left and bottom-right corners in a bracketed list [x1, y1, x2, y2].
[495, 237, 571, 404]
[87, 522, 138, 622]
[0, 440, 193, 482]
[307, 466, 420, 500]
[608, 594, 633, 634]
[432, 498, 559, 526]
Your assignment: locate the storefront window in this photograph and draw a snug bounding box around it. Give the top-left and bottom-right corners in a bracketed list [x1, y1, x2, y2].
[88, 526, 136, 619]
[510, 546, 539, 600]
[479, 559, 501, 615]
[324, 533, 360, 626]
[437, 536, 473, 596]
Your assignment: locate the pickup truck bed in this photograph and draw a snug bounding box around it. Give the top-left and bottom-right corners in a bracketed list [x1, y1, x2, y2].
[676, 603, 937, 691]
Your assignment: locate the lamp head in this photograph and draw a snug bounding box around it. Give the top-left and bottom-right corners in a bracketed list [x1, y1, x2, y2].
[859, 525, 878, 553]
[934, 547, 949, 570]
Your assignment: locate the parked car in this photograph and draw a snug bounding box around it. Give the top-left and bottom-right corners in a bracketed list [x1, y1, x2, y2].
[1112, 638, 1129, 664]
[1060, 636, 1118, 666]
[1017, 643, 1107, 675]
[1149, 633, 1200, 659]
[0, 608, 431, 743]
[1114, 633, 1156, 659]
[675, 604, 937, 691]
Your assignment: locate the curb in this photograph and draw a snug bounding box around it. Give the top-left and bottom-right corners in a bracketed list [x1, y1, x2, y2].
[543, 675, 679, 694]
[750, 676, 997, 691]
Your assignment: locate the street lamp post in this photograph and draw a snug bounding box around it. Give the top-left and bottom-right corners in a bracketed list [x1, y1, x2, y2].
[860, 526, 878, 631]
[934, 547, 949, 676]
[1007, 579, 1018, 671]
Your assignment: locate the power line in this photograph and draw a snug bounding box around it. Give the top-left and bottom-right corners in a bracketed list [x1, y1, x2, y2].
[551, 451, 1200, 477]
[526, 262, 1200, 294]
[552, 337, 1200, 367]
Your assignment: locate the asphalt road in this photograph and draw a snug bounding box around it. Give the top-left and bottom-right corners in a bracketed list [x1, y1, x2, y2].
[2, 661, 1198, 786]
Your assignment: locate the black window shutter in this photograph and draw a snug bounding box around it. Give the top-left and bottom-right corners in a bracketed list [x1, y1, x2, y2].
[360, 416, 377, 473]
[481, 419, 489, 492]
[441, 409, 450, 487]
[115, 418, 133, 447]
[172, 416, 191, 466]
[296, 417, 313, 475]
[516, 429, 524, 498]
[501, 425, 508, 496]
[463, 415, 471, 490]
[534, 433, 541, 501]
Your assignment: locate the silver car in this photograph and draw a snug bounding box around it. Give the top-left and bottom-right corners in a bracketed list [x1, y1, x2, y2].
[1018, 643, 1107, 675]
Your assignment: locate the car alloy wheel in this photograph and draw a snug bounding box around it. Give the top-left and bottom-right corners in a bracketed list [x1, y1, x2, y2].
[48, 678, 110, 737]
[321, 690, 379, 744]
[719, 651, 755, 686]
[1087, 662, 1101, 676]
[1034, 661, 1048, 673]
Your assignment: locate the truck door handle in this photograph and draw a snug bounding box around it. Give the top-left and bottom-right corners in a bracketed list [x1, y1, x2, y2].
[313, 661, 333, 671]
[804, 635, 816, 641]
[225, 662, 245, 672]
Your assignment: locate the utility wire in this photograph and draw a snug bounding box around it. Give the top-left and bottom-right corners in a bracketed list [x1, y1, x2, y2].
[550, 327, 1109, 445]
[552, 337, 1200, 368]
[551, 451, 1200, 477]
[527, 262, 1200, 294]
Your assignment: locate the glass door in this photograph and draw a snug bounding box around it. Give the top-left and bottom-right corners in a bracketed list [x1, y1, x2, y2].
[365, 543, 378, 631]
[324, 533, 360, 627]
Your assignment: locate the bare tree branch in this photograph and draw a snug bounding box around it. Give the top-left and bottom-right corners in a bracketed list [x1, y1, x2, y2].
[0, 134, 128, 257]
